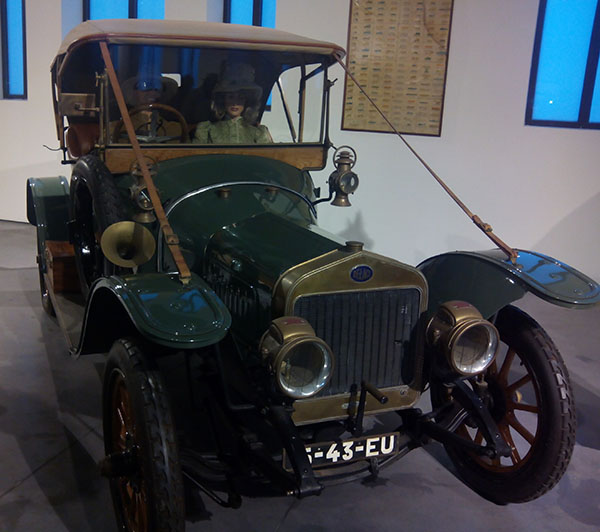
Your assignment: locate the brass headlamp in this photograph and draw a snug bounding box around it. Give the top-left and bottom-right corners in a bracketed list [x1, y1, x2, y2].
[426, 301, 499, 376]
[260, 316, 334, 399]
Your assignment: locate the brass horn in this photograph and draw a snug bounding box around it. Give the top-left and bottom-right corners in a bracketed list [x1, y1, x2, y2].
[100, 221, 156, 267]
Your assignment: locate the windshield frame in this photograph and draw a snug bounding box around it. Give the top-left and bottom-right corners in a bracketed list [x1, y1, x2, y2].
[100, 43, 330, 147]
[52, 21, 345, 171]
[53, 40, 335, 171]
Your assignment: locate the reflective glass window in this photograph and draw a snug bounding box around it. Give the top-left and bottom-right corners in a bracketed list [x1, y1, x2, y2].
[526, 0, 600, 129]
[1, 0, 26, 98]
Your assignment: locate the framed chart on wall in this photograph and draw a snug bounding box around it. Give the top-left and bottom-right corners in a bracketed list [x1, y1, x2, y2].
[342, 0, 454, 136]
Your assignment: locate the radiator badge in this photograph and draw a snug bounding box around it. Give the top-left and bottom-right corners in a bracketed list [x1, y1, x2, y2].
[350, 264, 373, 282]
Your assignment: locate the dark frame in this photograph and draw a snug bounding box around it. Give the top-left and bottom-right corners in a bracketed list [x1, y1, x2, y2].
[1, 0, 27, 99]
[525, 0, 600, 129]
[223, 0, 273, 111]
[223, 0, 263, 26]
[341, 0, 453, 137]
[83, 0, 138, 20]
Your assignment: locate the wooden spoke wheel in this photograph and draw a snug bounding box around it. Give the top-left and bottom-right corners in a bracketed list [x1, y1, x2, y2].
[110, 372, 149, 530]
[431, 305, 576, 504]
[103, 338, 184, 531]
[457, 340, 541, 472]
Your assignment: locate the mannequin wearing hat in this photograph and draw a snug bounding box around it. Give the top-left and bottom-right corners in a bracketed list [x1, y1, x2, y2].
[111, 76, 188, 143]
[193, 63, 272, 144]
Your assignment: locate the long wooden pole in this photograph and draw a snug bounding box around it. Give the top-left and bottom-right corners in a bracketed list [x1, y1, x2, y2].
[337, 57, 518, 264]
[99, 41, 192, 284]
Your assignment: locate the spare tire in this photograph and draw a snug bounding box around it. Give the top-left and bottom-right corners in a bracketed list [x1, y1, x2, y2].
[69, 155, 128, 296]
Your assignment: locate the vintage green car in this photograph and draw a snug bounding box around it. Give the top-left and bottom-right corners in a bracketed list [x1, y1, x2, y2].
[26, 19, 599, 531]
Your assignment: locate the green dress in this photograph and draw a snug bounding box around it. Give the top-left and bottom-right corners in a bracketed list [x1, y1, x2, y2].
[193, 117, 272, 144]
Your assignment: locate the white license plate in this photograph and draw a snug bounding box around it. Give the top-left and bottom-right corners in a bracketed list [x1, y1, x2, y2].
[284, 432, 399, 470]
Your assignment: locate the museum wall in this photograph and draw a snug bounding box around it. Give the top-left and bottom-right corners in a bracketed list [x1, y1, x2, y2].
[280, 0, 600, 282]
[0, 0, 64, 224]
[0, 0, 599, 281]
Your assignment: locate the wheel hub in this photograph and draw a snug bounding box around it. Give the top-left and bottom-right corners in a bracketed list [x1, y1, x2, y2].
[99, 446, 140, 479]
[480, 375, 508, 423]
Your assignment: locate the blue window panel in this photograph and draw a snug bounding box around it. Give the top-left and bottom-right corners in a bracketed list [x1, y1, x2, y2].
[532, 0, 597, 121]
[138, 0, 164, 19]
[6, 0, 25, 96]
[180, 48, 201, 86]
[138, 46, 163, 85]
[261, 0, 276, 104]
[89, 0, 128, 19]
[590, 54, 600, 122]
[230, 0, 253, 25]
[261, 0, 276, 28]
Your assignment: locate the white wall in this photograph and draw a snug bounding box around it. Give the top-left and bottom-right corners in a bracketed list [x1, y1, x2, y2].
[276, 0, 600, 281]
[0, 0, 215, 225]
[0, 0, 64, 222]
[1, 0, 599, 282]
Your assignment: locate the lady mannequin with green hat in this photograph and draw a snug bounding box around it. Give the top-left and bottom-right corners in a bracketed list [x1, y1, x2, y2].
[193, 63, 272, 144]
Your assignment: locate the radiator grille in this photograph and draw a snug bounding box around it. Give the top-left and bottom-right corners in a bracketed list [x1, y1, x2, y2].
[293, 288, 421, 396]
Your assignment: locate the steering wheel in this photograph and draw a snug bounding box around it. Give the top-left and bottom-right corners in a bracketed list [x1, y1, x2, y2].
[112, 103, 189, 144]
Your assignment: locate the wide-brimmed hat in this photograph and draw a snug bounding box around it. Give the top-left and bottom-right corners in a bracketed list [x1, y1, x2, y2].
[213, 63, 262, 100]
[122, 75, 178, 105]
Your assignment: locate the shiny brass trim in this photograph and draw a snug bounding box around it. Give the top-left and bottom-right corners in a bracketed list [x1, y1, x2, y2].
[292, 386, 420, 425]
[264, 316, 317, 344]
[100, 221, 156, 267]
[273, 248, 429, 316]
[272, 248, 340, 314]
[274, 247, 429, 423]
[260, 316, 334, 400]
[426, 300, 499, 376]
[344, 241, 363, 252]
[216, 187, 231, 199]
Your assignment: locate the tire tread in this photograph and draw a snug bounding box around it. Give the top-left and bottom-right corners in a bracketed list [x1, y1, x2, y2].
[104, 338, 185, 531]
[434, 305, 576, 504]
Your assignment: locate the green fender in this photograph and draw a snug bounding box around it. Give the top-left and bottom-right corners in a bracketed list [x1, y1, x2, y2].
[76, 272, 232, 355]
[26, 176, 70, 269]
[418, 249, 600, 320]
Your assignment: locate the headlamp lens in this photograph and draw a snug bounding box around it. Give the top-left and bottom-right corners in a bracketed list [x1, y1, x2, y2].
[450, 322, 498, 375]
[277, 339, 333, 399]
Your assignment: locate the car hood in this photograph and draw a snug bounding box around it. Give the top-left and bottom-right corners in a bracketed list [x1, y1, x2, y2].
[204, 212, 343, 290]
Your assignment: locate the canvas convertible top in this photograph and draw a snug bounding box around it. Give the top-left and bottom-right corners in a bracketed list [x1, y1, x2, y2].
[53, 18, 345, 68]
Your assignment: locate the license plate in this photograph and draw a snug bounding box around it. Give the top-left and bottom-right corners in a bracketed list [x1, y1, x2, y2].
[283, 432, 399, 470]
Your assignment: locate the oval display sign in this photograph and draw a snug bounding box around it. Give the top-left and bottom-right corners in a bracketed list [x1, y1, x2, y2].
[350, 264, 373, 283]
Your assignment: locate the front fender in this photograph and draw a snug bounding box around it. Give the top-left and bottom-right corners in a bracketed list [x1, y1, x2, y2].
[76, 272, 232, 355]
[418, 249, 600, 319]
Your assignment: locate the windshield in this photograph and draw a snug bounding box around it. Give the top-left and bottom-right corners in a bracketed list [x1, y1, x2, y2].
[92, 44, 328, 146]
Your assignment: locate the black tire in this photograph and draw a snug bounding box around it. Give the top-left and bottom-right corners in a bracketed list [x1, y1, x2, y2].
[70, 155, 128, 296]
[103, 338, 185, 531]
[431, 305, 576, 504]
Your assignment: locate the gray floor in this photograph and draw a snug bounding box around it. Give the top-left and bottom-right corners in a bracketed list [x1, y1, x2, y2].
[1, 219, 599, 532]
